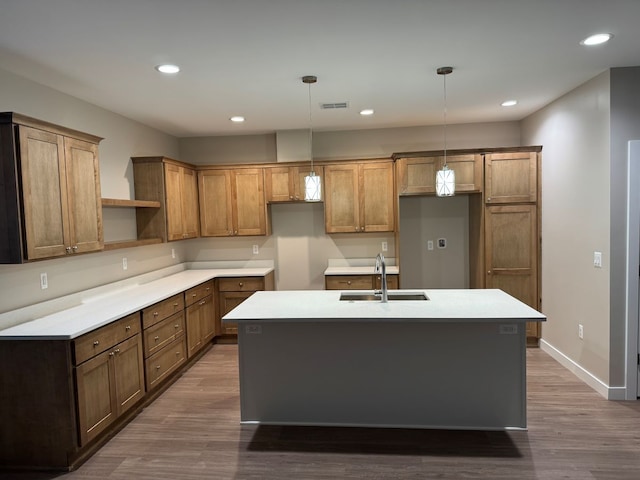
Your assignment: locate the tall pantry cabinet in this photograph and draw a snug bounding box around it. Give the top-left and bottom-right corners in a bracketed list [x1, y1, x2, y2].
[470, 149, 542, 343]
[0, 112, 104, 263]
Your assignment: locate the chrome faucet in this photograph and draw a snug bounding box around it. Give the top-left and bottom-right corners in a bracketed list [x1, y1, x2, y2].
[375, 253, 388, 303]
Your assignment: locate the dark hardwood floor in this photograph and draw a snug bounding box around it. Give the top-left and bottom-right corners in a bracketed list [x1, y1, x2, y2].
[3, 345, 640, 479]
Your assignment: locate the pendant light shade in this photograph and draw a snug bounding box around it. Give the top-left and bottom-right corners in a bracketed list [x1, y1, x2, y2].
[303, 75, 322, 202]
[436, 66, 455, 197]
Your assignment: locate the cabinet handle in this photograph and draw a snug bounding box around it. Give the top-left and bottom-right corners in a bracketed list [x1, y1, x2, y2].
[109, 352, 115, 357]
[156, 365, 161, 370]
[66, 246, 72, 254]
[126, 325, 131, 330]
[153, 311, 159, 316]
[199, 300, 206, 306]
[175, 324, 180, 329]
[192, 293, 197, 297]
[173, 302, 179, 307]
[206, 287, 210, 291]
[114, 348, 120, 354]
[176, 351, 180, 356]
[93, 340, 99, 346]
[154, 336, 160, 341]
[72, 245, 78, 251]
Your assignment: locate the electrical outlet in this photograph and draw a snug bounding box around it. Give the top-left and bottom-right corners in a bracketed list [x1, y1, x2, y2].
[381, 241, 388, 252]
[438, 238, 447, 249]
[40, 272, 48, 290]
[593, 251, 602, 268]
[427, 240, 434, 251]
[252, 245, 259, 255]
[171, 248, 176, 259]
[122, 257, 128, 270]
[578, 324, 584, 339]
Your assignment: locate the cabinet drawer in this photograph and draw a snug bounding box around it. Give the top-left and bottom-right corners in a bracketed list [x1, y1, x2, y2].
[185, 280, 214, 306]
[375, 274, 399, 290]
[142, 293, 184, 329]
[143, 310, 185, 358]
[74, 312, 141, 365]
[325, 275, 373, 290]
[217, 277, 265, 292]
[145, 336, 187, 391]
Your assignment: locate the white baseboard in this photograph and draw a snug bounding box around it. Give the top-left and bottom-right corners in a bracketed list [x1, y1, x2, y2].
[539, 339, 627, 400]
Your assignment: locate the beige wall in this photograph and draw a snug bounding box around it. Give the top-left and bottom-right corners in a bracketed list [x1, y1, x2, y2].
[522, 71, 611, 384]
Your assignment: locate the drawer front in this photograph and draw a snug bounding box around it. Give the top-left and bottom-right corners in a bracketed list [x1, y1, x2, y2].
[143, 310, 185, 358]
[185, 280, 214, 306]
[217, 277, 265, 292]
[74, 312, 141, 365]
[145, 336, 187, 391]
[374, 274, 399, 290]
[142, 293, 184, 329]
[325, 275, 373, 290]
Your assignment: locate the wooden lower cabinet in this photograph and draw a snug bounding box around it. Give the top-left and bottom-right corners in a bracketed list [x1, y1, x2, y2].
[216, 272, 275, 338]
[74, 313, 145, 447]
[145, 335, 187, 391]
[185, 280, 215, 358]
[325, 274, 399, 290]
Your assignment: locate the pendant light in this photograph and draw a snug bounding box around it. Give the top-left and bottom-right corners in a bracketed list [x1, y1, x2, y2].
[436, 66, 455, 197]
[302, 75, 321, 202]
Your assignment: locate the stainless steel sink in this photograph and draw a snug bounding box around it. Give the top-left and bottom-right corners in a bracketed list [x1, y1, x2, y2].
[339, 291, 429, 301]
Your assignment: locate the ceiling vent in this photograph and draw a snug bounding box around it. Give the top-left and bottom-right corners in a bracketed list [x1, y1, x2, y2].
[320, 102, 348, 110]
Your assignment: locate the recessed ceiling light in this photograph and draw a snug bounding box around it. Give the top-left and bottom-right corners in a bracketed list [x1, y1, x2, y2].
[155, 64, 180, 74]
[360, 109, 374, 116]
[580, 33, 613, 46]
[230, 116, 245, 123]
[501, 100, 517, 107]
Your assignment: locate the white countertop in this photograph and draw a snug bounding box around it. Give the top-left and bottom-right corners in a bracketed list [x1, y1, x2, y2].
[324, 266, 399, 275]
[223, 289, 546, 323]
[0, 267, 273, 340]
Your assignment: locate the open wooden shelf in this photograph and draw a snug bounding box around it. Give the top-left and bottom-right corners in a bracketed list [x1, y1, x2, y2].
[103, 238, 163, 251]
[101, 198, 161, 208]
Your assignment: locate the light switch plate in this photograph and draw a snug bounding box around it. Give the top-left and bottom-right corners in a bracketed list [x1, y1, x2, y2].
[427, 240, 434, 251]
[594, 251, 602, 268]
[253, 245, 259, 255]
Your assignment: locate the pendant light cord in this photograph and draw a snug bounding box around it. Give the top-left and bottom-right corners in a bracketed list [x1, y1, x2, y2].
[308, 80, 314, 175]
[443, 71, 448, 168]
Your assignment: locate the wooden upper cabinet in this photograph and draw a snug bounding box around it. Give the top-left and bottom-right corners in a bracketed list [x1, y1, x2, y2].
[0, 113, 103, 263]
[199, 167, 267, 237]
[164, 163, 199, 241]
[396, 154, 482, 195]
[324, 160, 395, 233]
[132, 157, 200, 242]
[265, 165, 324, 202]
[485, 151, 537, 204]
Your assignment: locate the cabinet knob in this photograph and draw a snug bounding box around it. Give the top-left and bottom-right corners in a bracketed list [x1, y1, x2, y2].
[289, 195, 293, 199]
[154, 335, 160, 341]
[199, 300, 206, 306]
[72, 245, 78, 251]
[487, 270, 492, 275]
[176, 351, 180, 356]
[239, 282, 243, 287]
[114, 348, 120, 354]
[173, 302, 179, 307]
[206, 287, 210, 291]
[109, 352, 115, 357]
[234, 230, 238, 235]
[347, 281, 352, 285]
[66, 246, 72, 254]
[153, 311, 159, 316]
[93, 340, 99, 346]
[175, 324, 180, 329]
[192, 293, 197, 297]
[156, 365, 161, 370]
[126, 325, 131, 330]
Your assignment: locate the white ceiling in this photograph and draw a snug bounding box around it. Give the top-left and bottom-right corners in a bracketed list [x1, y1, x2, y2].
[1, 0, 639, 138]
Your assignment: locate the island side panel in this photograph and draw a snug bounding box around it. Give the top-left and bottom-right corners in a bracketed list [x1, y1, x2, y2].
[237, 320, 527, 430]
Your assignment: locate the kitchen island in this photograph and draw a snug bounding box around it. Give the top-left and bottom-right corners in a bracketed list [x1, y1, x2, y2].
[223, 289, 546, 430]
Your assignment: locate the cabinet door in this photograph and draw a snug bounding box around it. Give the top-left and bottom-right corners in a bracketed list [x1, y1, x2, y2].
[233, 168, 266, 236]
[18, 126, 69, 260]
[75, 349, 117, 446]
[112, 334, 145, 418]
[485, 204, 538, 309]
[324, 164, 360, 233]
[164, 163, 185, 241]
[185, 300, 203, 358]
[485, 152, 537, 204]
[182, 167, 200, 239]
[64, 137, 103, 253]
[442, 154, 482, 193]
[219, 291, 253, 335]
[361, 162, 395, 232]
[265, 166, 295, 202]
[200, 295, 216, 343]
[199, 170, 234, 236]
[397, 157, 437, 195]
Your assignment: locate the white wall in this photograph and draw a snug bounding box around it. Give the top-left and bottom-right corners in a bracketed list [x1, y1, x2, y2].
[522, 71, 611, 384]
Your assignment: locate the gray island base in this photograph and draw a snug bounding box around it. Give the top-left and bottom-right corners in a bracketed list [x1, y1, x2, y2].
[223, 289, 546, 431]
